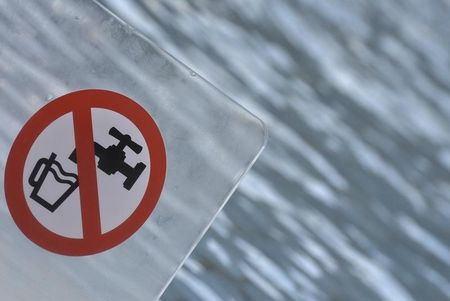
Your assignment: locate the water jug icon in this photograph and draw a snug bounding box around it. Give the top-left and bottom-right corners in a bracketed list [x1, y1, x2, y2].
[28, 153, 79, 212]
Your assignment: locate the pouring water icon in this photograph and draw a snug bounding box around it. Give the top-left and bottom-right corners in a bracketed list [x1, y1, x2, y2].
[28, 128, 147, 213]
[28, 153, 79, 212]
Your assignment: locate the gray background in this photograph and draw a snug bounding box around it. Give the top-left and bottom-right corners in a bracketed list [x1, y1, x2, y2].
[102, 1, 450, 300]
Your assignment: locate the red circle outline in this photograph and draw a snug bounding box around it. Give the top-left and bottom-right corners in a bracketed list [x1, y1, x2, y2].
[4, 90, 166, 256]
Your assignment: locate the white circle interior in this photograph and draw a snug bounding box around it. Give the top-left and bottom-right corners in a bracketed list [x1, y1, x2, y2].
[23, 108, 151, 238]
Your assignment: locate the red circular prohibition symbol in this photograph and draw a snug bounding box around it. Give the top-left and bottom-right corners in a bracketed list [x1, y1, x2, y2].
[4, 90, 166, 256]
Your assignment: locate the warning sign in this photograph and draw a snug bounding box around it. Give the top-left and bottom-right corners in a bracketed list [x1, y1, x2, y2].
[4, 90, 166, 256]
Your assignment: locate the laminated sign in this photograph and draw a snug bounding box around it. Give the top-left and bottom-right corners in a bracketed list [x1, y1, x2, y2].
[0, 1, 266, 301]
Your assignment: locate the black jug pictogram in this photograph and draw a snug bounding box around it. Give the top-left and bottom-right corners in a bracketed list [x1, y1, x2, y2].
[28, 153, 79, 212]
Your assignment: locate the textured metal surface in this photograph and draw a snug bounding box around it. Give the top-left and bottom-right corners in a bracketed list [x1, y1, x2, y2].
[100, 1, 450, 300]
[0, 1, 265, 300]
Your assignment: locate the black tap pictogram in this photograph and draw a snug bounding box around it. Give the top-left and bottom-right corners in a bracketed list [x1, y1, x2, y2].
[69, 127, 147, 190]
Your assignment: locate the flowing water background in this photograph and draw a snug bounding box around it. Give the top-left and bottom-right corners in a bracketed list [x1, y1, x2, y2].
[98, 1, 450, 300]
[99, 1, 450, 300]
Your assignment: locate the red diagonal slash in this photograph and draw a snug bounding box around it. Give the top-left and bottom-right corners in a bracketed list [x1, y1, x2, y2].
[73, 105, 102, 239]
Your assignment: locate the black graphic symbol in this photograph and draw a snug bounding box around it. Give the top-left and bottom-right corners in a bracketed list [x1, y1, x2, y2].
[69, 127, 147, 191]
[28, 153, 79, 212]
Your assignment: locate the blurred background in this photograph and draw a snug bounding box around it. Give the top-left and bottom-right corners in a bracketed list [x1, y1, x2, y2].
[100, 1, 450, 300]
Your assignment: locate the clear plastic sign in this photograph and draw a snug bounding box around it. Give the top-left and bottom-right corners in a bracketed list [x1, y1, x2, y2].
[0, 1, 267, 300]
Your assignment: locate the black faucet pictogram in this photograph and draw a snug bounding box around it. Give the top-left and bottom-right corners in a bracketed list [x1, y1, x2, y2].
[69, 127, 147, 190]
